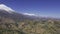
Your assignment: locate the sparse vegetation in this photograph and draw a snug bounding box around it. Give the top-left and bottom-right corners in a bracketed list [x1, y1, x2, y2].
[0, 16, 60, 34]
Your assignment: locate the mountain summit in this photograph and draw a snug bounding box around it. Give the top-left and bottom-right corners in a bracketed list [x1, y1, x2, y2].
[0, 4, 14, 13]
[0, 4, 37, 16]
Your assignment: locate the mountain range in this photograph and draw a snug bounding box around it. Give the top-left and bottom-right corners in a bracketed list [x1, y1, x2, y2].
[0, 4, 40, 23]
[0, 4, 59, 21]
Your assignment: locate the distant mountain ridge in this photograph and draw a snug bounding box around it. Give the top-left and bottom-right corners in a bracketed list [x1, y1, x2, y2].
[0, 4, 60, 21]
[0, 4, 41, 22]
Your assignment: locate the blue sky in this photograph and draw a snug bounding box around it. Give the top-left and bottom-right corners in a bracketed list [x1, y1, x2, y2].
[0, 0, 60, 18]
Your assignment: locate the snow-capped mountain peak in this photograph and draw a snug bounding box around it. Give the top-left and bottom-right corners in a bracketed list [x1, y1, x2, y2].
[0, 4, 14, 13]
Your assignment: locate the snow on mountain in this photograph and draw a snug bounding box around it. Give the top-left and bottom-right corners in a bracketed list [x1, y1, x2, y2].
[0, 4, 39, 17]
[0, 4, 14, 13]
[22, 13, 37, 16]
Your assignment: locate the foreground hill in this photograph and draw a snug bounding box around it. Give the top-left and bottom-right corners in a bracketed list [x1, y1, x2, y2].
[0, 4, 60, 34]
